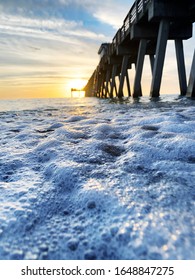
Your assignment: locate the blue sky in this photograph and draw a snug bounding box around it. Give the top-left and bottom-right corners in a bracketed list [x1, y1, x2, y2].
[0, 0, 194, 99]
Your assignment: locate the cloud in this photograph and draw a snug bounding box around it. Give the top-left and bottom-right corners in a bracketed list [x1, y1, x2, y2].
[0, 4, 102, 97]
[60, 0, 134, 29]
[0, 13, 105, 42]
[0, 0, 133, 29]
[90, 0, 133, 29]
[0, 0, 68, 13]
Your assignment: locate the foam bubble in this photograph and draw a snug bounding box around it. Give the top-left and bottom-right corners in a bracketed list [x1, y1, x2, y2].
[0, 97, 194, 260]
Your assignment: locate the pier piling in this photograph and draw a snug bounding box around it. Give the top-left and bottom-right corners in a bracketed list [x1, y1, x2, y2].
[187, 50, 195, 98]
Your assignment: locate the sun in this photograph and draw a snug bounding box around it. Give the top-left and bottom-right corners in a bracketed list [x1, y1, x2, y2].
[69, 78, 86, 91]
[68, 78, 86, 98]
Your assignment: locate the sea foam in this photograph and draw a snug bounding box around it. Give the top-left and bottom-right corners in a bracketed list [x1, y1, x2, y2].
[0, 96, 194, 260]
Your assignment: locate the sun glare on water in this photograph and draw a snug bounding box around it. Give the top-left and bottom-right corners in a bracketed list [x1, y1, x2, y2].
[69, 79, 86, 98]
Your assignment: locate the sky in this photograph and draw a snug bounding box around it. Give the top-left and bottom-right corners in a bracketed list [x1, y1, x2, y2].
[0, 0, 194, 99]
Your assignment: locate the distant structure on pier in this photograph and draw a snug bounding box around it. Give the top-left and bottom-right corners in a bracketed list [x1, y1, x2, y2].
[84, 0, 195, 98]
[71, 88, 85, 98]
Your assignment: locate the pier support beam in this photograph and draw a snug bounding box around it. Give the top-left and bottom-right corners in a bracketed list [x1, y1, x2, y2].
[150, 19, 170, 97]
[105, 69, 111, 98]
[149, 54, 155, 73]
[100, 72, 106, 98]
[175, 39, 187, 95]
[96, 72, 102, 97]
[187, 50, 195, 98]
[133, 39, 147, 97]
[118, 55, 129, 98]
[110, 64, 118, 98]
[126, 70, 131, 97]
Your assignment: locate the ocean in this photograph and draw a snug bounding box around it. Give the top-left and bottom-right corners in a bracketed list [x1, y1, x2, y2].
[0, 95, 194, 260]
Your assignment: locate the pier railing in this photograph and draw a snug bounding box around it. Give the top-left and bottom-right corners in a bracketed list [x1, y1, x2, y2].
[110, 0, 150, 55]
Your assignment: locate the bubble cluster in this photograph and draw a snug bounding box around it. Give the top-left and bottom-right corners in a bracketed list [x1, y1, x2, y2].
[0, 97, 194, 259]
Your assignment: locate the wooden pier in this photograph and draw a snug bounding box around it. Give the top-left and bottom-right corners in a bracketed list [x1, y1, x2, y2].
[84, 0, 195, 98]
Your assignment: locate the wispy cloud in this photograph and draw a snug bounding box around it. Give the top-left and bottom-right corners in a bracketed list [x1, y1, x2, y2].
[0, 0, 133, 28]
[0, 14, 105, 41]
[90, 0, 133, 29]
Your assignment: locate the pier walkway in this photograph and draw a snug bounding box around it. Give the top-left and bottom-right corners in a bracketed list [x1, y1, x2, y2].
[84, 0, 195, 98]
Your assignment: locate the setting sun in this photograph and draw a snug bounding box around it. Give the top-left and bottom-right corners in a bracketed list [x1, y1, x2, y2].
[69, 79, 86, 91]
[68, 78, 86, 98]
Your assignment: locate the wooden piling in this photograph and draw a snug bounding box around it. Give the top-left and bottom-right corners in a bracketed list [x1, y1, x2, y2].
[110, 65, 118, 98]
[105, 69, 111, 98]
[150, 19, 169, 97]
[175, 39, 187, 95]
[118, 55, 129, 98]
[187, 50, 195, 98]
[133, 39, 147, 97]
[126, 70, 131, 97]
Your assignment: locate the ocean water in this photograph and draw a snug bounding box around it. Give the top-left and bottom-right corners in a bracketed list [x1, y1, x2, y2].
[0, 95, 194, 260]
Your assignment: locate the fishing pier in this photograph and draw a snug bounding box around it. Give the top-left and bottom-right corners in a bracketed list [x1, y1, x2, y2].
[84, 0, 195, 98]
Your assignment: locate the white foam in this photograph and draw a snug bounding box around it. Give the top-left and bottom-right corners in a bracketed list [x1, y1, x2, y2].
[0, 97, 194, 260]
